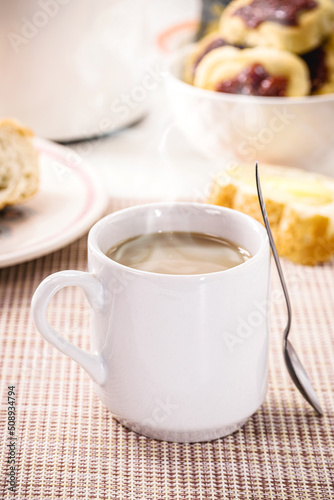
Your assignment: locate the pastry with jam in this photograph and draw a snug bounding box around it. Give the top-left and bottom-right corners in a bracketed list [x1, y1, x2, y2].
[219, 0, 334, 54]
[193, 46, 311, 97]
[183, 32, 232, 84]
[302, 34, 334, 94]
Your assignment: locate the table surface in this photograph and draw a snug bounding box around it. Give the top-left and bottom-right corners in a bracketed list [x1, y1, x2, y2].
[1, 94, 334, 499]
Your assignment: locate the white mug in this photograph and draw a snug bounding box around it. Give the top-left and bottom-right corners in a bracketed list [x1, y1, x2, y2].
[32, 202, 270, 442]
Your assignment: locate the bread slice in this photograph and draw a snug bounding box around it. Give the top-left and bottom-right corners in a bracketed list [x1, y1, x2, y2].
[0, 118, 39, 210]
[208, 164, 334, 265]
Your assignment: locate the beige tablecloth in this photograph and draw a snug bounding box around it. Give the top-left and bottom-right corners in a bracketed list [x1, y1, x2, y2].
[1, 199, 333, 499]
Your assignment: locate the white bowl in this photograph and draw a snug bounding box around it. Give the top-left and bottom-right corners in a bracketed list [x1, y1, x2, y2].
[165, 46, 334, 175]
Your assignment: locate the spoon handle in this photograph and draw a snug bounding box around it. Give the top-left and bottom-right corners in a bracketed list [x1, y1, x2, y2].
[255, 162, 292, 338]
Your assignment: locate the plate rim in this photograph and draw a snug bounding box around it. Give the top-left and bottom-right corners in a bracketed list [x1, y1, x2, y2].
[0, 137, 108, 268]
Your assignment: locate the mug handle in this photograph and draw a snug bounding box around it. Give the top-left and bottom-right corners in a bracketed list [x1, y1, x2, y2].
[31, 270, 106, 386]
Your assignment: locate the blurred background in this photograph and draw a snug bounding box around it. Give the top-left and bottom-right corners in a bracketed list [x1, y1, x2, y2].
[0, 0, 232, 202]
[1, 0, 333, 206]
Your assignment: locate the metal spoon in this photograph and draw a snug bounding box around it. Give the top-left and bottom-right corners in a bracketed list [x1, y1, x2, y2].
[255, 162, 323, 416]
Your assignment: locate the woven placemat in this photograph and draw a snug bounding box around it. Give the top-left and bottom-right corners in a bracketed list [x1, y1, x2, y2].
[0, 198, 333, 500]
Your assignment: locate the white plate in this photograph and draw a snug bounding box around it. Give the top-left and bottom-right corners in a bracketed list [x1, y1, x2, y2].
[0, 138, 108, 268]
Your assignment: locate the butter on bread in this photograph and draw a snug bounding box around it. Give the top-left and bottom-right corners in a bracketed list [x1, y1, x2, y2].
[208, 164, 334, 265]
[0, 118, 39, 211]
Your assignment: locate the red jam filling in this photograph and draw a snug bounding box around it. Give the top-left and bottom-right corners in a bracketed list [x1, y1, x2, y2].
[215, 63, 288, 96]
[194, 38, 227, 72]
[233, 0, 317, 28]
[302, 46, 328, 92]
[194, 39, 246, 74]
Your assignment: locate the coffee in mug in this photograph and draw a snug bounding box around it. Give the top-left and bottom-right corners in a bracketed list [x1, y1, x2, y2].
[106, 231, 252, 274]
